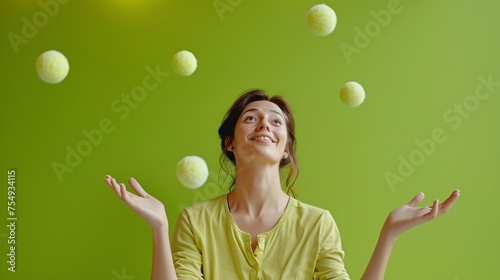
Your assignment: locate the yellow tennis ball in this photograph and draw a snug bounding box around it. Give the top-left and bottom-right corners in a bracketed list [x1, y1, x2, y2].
[340, 81, 365, 107]
[307, 4, 337, 36]
[176, 156, 209, 189]
[172, 50, 197, 76]
[36, 50, 70, 84]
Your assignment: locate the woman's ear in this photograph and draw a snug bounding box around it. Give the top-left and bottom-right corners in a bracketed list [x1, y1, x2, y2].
[225, 136, 234, 151]
[281, 149, 291, 165]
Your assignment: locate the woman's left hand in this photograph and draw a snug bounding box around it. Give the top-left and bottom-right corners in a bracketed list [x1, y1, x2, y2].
[382, 190, 460, 239]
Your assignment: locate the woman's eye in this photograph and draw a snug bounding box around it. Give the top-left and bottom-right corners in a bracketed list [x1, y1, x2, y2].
[273, 119, 282, 125]
[245, 116, 256, 121]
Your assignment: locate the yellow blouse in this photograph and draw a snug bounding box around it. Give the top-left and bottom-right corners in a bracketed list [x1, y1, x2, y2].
[172, 194, 350, 280]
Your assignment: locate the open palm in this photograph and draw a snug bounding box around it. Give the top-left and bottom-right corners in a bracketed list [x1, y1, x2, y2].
[384, 190, 460, 238]
[104, 175, 168, 230]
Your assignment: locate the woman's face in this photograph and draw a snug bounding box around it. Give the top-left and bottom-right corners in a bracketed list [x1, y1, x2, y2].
[231, 101, 288, 166]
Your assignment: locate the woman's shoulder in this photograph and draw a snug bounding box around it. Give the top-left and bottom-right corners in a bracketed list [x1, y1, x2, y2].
[181, 194, 227, 214]
[291, 197, 329, 212]
[289, 197, 336, 221]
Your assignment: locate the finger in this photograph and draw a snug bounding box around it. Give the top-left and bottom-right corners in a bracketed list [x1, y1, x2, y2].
[408, 192, 425, 207]
[438, 189, 460, 215]
[430, 199, 439, 218]
[104, 175, 115, 186]
[104, 175, 113, 186]
[104, 178, 116, 190]
[120, 183, 137, 208]
[106, 177, 123, 200]
[104, 174, 114, 185]
[104, 177, 112, 187]
[129, 177, 148, 198]
[414, 200, 438, 225]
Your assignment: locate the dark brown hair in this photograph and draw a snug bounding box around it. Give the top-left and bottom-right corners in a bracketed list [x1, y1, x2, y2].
[218, 89, 298, 196]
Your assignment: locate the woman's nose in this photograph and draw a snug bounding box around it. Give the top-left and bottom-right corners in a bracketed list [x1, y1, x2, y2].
[258, 121, 270, 131]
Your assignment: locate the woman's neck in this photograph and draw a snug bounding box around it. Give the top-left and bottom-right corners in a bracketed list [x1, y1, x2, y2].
[229, 163, 289, 219]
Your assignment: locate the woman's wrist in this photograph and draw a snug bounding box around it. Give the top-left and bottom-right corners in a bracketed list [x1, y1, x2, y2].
[152, 221, 169, 236]
[379, 221, 399, 244]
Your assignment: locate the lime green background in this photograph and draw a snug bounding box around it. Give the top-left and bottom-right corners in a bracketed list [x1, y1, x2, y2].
[1, 0, 499, 279]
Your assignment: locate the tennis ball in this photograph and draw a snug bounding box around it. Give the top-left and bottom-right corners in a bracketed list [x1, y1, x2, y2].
[176, 156, 209, 189]
[36, 50, 69, 84]
[340, 81, 365, 107]
[307, 4, 337, 36]
[172, 50, 197, 76]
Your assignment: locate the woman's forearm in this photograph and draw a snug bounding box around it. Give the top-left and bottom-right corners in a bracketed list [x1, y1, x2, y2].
[360, 227, 397, 280]
[151, 226, 178, 280]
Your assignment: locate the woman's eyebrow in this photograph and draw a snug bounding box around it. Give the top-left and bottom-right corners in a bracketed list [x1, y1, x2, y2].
[242, 108, 284, 119]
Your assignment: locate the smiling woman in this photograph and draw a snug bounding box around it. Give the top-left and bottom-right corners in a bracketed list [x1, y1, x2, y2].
[104, 89, 460, 280]
[217, 89, 298, 194]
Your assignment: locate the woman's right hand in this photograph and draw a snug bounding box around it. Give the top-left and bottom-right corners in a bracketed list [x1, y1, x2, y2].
[104, 175, 168, 230]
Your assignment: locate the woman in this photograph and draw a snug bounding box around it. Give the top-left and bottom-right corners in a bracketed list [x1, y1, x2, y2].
[104, 89, 460, 279]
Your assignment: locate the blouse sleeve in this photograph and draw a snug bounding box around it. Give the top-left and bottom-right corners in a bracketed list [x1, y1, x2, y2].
[171, 209, 204, 280]
[314, 211, 350, 280]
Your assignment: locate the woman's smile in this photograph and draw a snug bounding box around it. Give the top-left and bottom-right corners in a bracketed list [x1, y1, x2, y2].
[249, 134, 275, 143]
